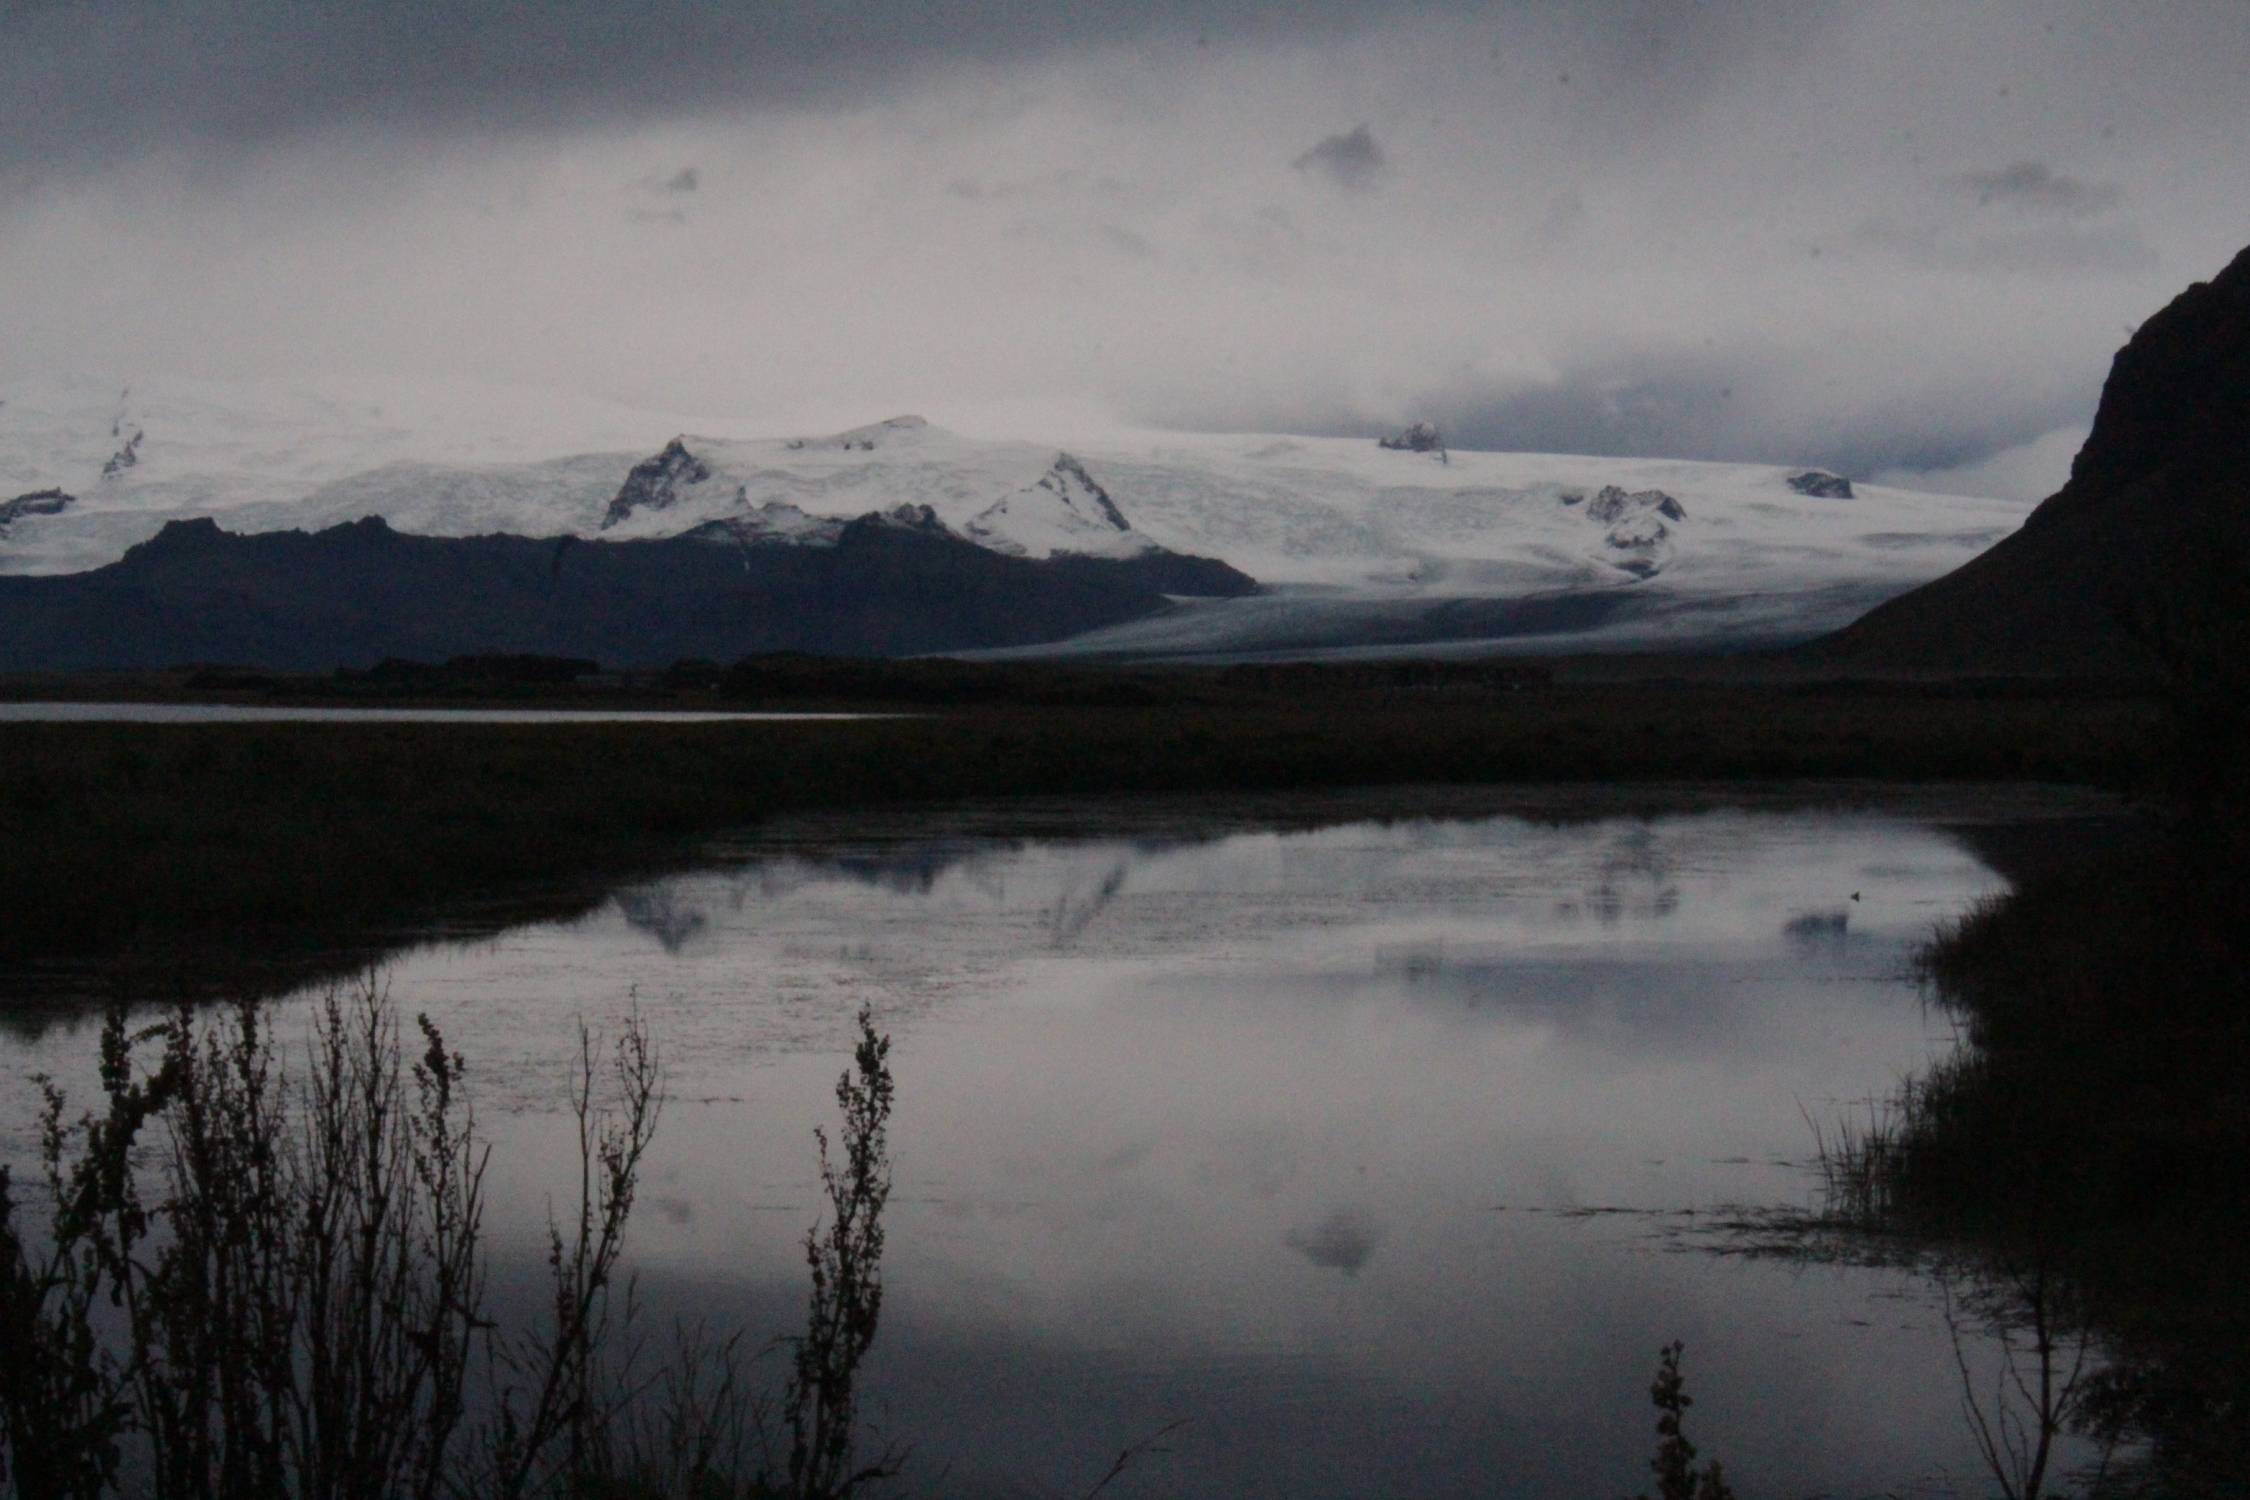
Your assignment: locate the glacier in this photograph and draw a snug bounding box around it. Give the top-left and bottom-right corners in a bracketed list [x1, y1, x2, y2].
[0, 372, 2033, 658]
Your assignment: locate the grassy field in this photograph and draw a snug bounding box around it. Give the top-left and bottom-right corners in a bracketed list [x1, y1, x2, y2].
[0, 681, 2163, 996]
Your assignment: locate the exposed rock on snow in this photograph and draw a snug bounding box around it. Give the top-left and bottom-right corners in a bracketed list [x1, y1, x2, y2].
[102, 427, 143, 478]
[786, 415, 930, 452]
[862, 502, 956, 537]
[1045, 454, 1129, 530]
[602, 438, 712, 528]
[1586, 486, 1687, 579]
[966, 452, 1148, 558]
[1787, 469, 1855, 499]
[681, 501, 845, 548]
[0, 488, 73, 531]
[1587, 485, 1686, 525]
[1379, 422, 1446, 455]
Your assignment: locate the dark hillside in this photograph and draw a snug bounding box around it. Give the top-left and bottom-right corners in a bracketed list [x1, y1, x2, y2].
[0, 515, 1255, 670]
[1809, 243, 2250, 677]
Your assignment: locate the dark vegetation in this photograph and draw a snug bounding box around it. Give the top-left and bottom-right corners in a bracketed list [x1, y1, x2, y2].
[0, 652, 1560, 709]
[0, 680, 2161, 997]
[1809, 788, 2250, 1494]
[0, 513, 1253, 672]
[0, 985, 898, 1499]
[1804, 586, 2250, 1491]
[1738, 245, 2250, 1495]
[1637, 1344, 1735, 1500]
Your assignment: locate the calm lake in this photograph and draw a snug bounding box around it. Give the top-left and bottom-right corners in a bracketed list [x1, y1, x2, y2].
[0, 786, 2123, 1497]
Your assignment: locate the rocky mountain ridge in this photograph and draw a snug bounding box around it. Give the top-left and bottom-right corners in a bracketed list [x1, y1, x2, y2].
[0, 512, 1257, 670]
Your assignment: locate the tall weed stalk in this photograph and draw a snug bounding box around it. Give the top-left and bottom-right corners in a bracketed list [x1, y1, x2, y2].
[1, 984, 899, 1500]
[0, 981, 663, 1498]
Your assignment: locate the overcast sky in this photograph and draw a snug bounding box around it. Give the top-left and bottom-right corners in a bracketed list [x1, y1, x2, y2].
[4, 0, 2246, 495]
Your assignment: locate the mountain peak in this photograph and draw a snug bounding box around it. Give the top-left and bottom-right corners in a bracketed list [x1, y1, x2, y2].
[1043, 453, 1130, 532]
[603, 437, 714, 529]
[2051, 240, 2250, 516]
[963, 452, 1151, 560]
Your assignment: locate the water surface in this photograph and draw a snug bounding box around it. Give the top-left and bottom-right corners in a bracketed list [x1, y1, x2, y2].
[0, 788, 2117, 1497]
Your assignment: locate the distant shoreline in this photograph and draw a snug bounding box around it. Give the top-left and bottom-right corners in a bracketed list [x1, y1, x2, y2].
[0, 677, 2162, 1005]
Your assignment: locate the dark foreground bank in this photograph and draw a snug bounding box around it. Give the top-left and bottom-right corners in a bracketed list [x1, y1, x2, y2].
[1815, 809, 2250, 1498]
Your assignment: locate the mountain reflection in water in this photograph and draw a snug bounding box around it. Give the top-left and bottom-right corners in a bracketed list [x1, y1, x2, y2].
[0, 791, 2123, 1498]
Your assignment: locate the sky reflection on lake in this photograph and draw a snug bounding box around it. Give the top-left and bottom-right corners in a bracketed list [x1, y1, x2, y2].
[0, 793, 2118, 1497]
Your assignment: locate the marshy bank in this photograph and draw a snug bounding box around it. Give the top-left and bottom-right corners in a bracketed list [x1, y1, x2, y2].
[1800, 809, 2250, 1498]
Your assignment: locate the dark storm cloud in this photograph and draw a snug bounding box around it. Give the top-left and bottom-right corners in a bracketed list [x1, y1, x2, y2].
[0, 0, 1414, 179]
[0, 0, 1864, 182]
[1957, 161, 2123, 216]
[1293, 125, 1388, 193]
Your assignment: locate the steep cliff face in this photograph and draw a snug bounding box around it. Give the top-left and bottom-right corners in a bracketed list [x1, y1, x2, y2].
[1811, 243, 2250, 676]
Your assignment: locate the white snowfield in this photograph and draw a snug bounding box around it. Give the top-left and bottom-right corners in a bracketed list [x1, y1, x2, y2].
[0, 373, 2033, 656]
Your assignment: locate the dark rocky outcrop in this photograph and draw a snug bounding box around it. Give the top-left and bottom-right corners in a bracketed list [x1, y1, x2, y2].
[602, 437, 713, 528]
[0, 487, 73, 531]
[1379, 422, 1445, 455]
[784, 415, 928, 452]
[1587, 486, 1685, 525]
[679, 501, 845, 548]
[0, 514, 1258, 671]
[101, 427, 143, 478]
[1583, 486, 1686, 580]
[855, 502, 955, 539]
[1786, 470, 1854, 499]
[1809, 243, 2250, 676]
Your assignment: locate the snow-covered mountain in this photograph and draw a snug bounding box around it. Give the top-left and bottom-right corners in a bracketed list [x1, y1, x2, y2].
[0, 373, 2037, 657]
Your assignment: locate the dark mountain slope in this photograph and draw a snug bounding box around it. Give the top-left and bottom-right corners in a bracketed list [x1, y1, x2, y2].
[0, 514, 1256, 670]
[1809, 243, 2250, 676]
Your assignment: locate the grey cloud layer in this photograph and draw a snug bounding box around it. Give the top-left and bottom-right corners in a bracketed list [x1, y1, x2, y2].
[2, 0, 1425, 178]
[4, 1, 2247, 494]
[1, 0, 1862, 180]
[1958, 161, 2124, 217]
